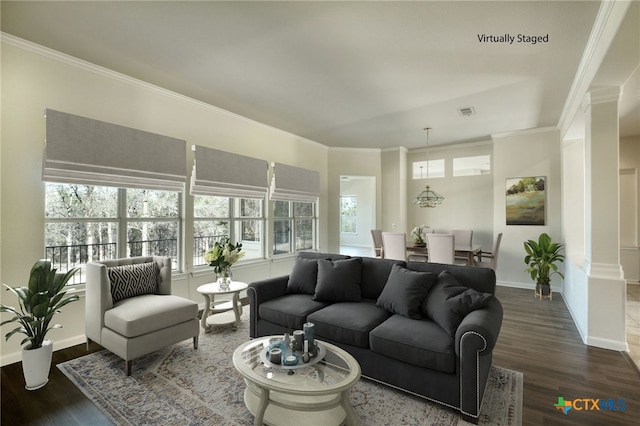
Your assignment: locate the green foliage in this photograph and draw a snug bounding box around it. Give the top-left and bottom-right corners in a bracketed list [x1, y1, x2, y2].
[523, 233, 565, 286]
[0, 260, 79, 349]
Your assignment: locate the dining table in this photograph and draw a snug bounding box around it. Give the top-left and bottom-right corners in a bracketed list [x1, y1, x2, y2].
[406, 243, 482, 265]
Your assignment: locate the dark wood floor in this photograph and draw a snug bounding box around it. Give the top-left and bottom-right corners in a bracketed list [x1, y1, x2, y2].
[2, 287, 639, 425]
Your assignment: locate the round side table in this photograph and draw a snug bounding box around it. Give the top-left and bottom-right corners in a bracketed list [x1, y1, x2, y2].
[197, 281, 248, 332]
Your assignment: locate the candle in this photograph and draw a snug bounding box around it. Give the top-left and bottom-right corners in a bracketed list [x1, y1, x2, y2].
[269, 348, 282, 364]
[293, 330, 304, 351]
[303, 322, 315, 347]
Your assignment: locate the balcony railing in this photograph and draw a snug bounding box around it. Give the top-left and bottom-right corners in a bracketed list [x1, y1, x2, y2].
[46, 238, 178, 284]
[127, 238, 177, 259]
[193, 234, 227, 266]
[46, 242, 117, 284]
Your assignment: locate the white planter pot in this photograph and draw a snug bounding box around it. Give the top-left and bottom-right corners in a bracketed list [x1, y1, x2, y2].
[22, 339, 53, 390]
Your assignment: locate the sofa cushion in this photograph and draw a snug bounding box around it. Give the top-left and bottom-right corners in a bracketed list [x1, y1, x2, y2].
[370, 314, 455, 373]
[104, 294, 197, 338]
[286, 257, 318, 295]
[308, 300, 390, 348]
[259, 294, 330, 330]
[313, 258, 363, 302]
[376, 264, 437, 319]
[108, 262, 158, 303]
[361, 257, 405, 299]
[422, 270, 495, 336]
[407, 261, 496, 295]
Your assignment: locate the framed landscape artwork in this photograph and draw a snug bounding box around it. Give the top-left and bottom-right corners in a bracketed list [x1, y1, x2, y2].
[505, 176, 546, 225]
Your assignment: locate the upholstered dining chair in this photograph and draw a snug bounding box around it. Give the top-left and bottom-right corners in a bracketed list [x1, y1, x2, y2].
[381, 232, 407, 261]
[426, 234, 455, 264]
[371, 229, 383, 258]
[452, 229, 473, 264]
[85, 256, 199, 376]
[452, 229, 473, 245]
[474, 233, 503, 270]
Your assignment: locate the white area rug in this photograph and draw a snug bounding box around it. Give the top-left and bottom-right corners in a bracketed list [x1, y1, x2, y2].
[58, 313, 522, 425]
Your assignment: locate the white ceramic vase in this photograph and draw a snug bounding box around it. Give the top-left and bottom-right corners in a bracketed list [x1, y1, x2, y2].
[22, 339, 53, 390]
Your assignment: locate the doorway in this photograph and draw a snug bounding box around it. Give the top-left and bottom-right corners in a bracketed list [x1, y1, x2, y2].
[339, 176, 376, 257]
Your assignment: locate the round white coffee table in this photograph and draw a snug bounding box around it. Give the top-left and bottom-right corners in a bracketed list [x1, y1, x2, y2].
[197, 281, 248, 332]
[233, 336, 361, 426]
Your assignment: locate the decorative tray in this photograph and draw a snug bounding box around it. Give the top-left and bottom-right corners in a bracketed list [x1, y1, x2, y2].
[259, 342, 326, 370]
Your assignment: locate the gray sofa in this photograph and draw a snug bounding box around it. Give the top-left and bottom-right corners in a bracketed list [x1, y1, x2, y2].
[248, 252, 503, 423]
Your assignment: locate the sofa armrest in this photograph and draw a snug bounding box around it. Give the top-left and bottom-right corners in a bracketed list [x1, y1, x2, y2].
[247, 275, 289, 337]
[455, 297, 503, 421]
[454, 297, 503, 356]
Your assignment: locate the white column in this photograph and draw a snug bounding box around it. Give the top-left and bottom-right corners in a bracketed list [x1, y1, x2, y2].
[583, 86, 628, 351]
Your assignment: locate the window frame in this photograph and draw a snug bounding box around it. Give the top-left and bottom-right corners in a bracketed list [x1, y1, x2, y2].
[272, 200, 317, 256]
[192, 196, 265, 268]
[44, 183, 183, 285]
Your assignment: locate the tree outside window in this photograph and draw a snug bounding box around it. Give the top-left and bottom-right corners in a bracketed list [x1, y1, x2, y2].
[193, 196, 264, 266]
[273, 201, 316, 255]
[44, 184, 181, 283]
[340, 196, 357, 233]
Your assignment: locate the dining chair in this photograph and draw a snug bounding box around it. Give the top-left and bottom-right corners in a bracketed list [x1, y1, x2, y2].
[425, 234, 455, 264]
[452, 229, 473, 264]
[474, 233, 503, 270]
[371, 229, 383, 258]
[381, 232, 407, 261]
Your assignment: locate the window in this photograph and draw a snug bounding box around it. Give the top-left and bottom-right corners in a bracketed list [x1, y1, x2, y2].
[412, 160, 445, 179]
[273, 201, 316, 255]
[45, 184, 182, 284]
[340, 196, 357, 233]
[453, 155, 491, 176]
[193, 196, 264, 266]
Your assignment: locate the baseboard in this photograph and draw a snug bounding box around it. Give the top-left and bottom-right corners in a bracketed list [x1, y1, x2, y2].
[0, 335, 87, 367]
[496, 281, 561, 292]
[586, 335, 629, 352]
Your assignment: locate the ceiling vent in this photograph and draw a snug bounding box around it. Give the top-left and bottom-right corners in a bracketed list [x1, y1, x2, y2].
[458, 106, 476, 117]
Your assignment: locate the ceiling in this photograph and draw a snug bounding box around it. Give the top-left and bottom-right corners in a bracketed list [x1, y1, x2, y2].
[1, 1, 637, 149]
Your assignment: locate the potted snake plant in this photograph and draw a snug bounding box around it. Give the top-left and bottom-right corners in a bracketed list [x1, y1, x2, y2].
[524, 233, 565, 299]
[0, 259, 79, 389]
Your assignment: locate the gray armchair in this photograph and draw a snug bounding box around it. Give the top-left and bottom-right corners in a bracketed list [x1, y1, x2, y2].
[85, 256, 199, 375]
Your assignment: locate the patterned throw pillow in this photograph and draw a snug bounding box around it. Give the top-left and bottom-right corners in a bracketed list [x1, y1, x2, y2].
[108, 262, 158, 303]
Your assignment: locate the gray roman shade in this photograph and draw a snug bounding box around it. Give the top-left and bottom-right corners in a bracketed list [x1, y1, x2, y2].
[270, 162, 320, 202]
[43, 109, 186, 191]
[190, 145, 269, 199]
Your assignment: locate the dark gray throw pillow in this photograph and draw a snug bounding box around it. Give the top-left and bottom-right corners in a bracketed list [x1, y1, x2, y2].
[313, 257, 363, 302]
[422, 270, 494, 336]
[376, 264, 436, 319]
[286, 257, 319, 294]
[108, 262, 158, 303]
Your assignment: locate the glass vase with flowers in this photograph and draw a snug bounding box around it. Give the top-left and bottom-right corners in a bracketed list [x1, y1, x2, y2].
[204, 237, 245, 290]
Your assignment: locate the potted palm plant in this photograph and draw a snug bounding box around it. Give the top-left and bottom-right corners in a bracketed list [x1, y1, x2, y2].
[524, 233, 565, 299]
[0, 259, 79, 389]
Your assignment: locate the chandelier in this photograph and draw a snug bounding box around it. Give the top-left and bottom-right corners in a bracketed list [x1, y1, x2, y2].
[414, 127, 444, 208]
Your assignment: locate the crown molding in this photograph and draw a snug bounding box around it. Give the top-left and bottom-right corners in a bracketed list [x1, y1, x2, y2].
[491, 126, 559, 141]
[582, 86, 622, 110]
[1, 32, 327, 152]
[329, 147, 382, 154]
[558, 0, 633, 137]
[381, 146, 408, 153]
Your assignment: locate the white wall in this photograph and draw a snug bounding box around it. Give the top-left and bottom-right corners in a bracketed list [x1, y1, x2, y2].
[620, 135, 640, 283]
[381, 148, 407, 234]
[562, 137, 589, 338]
[492, 128, 563, 289]
[0, 40, 327, 365]
[407, 141, 494, 252]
